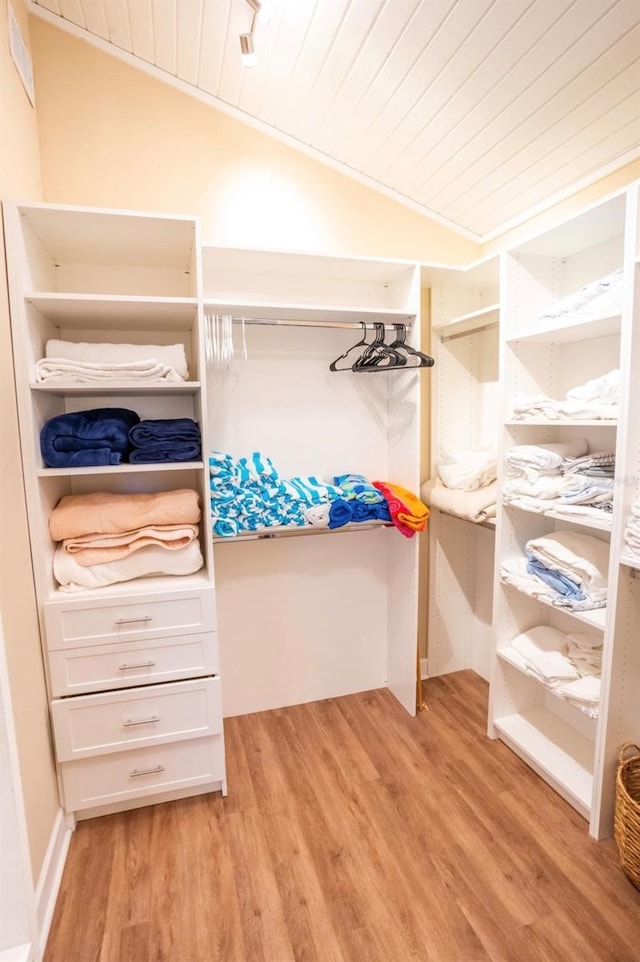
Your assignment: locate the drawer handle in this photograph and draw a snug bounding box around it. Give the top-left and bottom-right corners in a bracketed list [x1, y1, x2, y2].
[115, 615, 152, 626]
[123, 714, 160, 728]
[118, 660, 156, 671]
[129, 764, 165, 778]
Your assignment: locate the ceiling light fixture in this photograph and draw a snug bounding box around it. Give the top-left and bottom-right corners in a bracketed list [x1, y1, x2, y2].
[239, 31, 256, 68]
[247, 0, 274, 24]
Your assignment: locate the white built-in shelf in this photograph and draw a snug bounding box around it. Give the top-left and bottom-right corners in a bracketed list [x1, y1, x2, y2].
[37, 461, 203, 478]
[506, 312, 621, 344]
[203, 300, 415, 324]
[505, 418, 617, 428]
[25, 293, 198, 330]
[31, 381, 201, 397]
[493, 708, 594, 817]
[497, 647, 600, 720]
[504, 501, 612, 533]
[212, 520, 393, 543]
[499, 577, 607, 631]
[432, 303, 499, 339]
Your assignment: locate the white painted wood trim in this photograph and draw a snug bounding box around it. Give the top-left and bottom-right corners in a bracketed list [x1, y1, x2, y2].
[34, 807, 72, 955]
[420, 658, 428, 680]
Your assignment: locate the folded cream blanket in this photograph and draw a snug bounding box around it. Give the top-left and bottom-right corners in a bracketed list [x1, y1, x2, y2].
[53, 539, 204, 591]
[36, 357, 185, 383]
[49, 489, 201, 541]
[44, 340, 189, 380]
[421, 478, 497, 523]
[62, 523, 200, 566]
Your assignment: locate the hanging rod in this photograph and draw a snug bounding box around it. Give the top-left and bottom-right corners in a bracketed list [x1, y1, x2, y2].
[439, 320, 499, 342]
[204, 314, 405, 332]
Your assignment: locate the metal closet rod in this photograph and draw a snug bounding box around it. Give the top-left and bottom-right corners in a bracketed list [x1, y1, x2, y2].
[204, 314, 410, 332]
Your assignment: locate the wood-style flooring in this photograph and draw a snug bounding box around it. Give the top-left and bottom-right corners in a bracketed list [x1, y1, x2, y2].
[44, 671, 640, 962]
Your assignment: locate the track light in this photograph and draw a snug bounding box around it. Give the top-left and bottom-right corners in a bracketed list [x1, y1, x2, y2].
[247, 0, 274, 24]
[239, 32, 256, 68]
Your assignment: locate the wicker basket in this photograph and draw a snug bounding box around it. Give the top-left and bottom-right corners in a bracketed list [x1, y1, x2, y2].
[614, 742, 640, 890]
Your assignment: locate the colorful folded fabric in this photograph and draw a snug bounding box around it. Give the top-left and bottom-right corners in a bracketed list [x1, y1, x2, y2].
[328, 499, 354, 529]
[372, 481, 429, 538]
[334, 474, 385, 503]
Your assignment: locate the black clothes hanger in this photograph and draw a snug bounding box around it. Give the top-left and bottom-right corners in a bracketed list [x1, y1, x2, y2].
[329, 322, 371, 371]
[385, 322, 435, 369]
[351, 322, 403, 371]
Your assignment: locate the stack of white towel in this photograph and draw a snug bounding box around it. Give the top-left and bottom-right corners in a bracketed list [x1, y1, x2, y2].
[537, 269, 624, 323]
[421, 448, 497, 524]
[623, 499, 640, 561]
[508, 624, 602, 719]
[510, 369, 620, 422]
[35, 340, 189, 383]
[503, 439, 615, 524]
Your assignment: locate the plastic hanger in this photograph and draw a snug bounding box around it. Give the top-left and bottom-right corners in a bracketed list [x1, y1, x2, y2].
[386, 322, 435, 368]
[352, 322, 406, 372]
[329, 322, 371, 371]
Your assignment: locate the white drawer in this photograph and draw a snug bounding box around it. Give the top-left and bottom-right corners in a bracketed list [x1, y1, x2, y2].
[44, 586, 216, 651]
[51, 677, 222, 761]
[48, 632, 219, 697]
[60, 735, 225, 812]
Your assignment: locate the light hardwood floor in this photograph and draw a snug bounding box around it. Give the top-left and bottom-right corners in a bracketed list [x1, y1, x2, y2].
[44, 671, 640, 962]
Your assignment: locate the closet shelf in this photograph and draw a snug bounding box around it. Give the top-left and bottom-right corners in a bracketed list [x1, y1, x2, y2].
[203, 300, 415, 325]
[45, 570, 213, 603]
[432, 303, 499, 339]
[31, 381, 201, 397]
[497, 647, 599, 718]
[503, 501, 612, 533]
[493, 708, 594, 817]
[25, 293, 198, 330]
[212, 520, 393, 543]
[506, 312, 621, 344]
[499, 577, 607, 631]
[37, 461, 204, 478]
[505, 418, 617, 428]
[619, 553, 640, 570]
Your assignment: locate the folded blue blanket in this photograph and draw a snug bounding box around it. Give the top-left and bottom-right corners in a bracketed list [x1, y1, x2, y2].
[351, 500, 392, 523]
[40, 407, 139, 468]
[129, 441, 201, 464]
[129, 418, 201, 447]
[526, 552, 586, 600]
[328, 499, 354, 529]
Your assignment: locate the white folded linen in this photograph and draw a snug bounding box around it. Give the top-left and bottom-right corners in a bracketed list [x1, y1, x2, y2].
[503, 474, 567, 500]
[566, 631, 603, 676]
[505, 439, 588, 481]
[421, 478, 497, 523]
[557, 675, 601, 704]
[511, 371, 620, 421]
[35, 357, 185, 383]
[44, 340, 189, 379]
[509, 625, 579, 683]
[436, 448, 497, 491]
[499, 557, 558, 603]
[53, 538, 203, 590]
[526, 531, 609, 602]
[539, 270, 623, 320]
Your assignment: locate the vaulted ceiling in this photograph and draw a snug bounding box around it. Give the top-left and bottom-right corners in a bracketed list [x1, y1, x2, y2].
[30, 0, 640, 241]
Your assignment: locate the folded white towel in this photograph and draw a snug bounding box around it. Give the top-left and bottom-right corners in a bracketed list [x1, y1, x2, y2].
[509, 626, 579, 683]
[557, 675, 601, 704]
[526, 531, 609, 602]
[35, 357, 185, 383]
[45, 340, 189, 379]
[53, 539, 203, 590]
[436, 448, 497, 491]
[505, 440, 588, 481]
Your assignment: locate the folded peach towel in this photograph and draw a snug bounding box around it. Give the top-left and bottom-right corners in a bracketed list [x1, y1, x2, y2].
[373, 481, 429, 538]
[49, 489, 201, 541]
[62, 523, 200, 566]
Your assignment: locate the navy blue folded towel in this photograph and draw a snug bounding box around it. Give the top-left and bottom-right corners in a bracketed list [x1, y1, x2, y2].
[40, 407, 139, 468]
[128, 418, 201, 464]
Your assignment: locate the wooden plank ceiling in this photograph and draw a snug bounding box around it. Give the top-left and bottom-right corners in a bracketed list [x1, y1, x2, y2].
[31, 0, 640, 240]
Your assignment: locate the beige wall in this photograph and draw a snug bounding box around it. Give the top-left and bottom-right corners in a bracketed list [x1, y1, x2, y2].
[29, 18, 479, 265]
[0, 0, 60, 883]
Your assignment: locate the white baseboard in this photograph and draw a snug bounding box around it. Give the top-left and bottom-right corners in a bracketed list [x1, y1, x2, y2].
[420, 658, 429, 680]
[35, 807, 72, 954]
[0, 944, 33, 962]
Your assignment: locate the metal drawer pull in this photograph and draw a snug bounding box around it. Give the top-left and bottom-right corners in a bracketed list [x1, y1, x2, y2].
[129, 764, 165, 778]
[118, 660, 156, 671]
[123, 714, 160, 727]
[115, 615, 152, 625]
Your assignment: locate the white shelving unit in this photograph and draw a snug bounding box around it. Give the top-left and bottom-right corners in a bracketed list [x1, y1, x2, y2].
[202, 246, 435, 717]
[427, 255, 501, 681]
[3, 201, 226, 823]
[488, 185, 640, 839]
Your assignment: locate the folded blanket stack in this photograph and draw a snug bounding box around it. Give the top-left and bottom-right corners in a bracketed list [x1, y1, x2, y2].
[508, 625, 602, 719]
[420, 448, 497, 524]
[35, 340, 189, 383]
[40, 407, 140, 468]
[128, 419, 202, 464]
[372, 481, 429, 538]
[623, 499, 640, 561]
[503, 439, 615, 523]
[500, 529, 608, 612]
[538, 269, 624, 322]
[511, 369, 620, 421]
[50, 488, 203, 590]
[331, 474, 391, 527]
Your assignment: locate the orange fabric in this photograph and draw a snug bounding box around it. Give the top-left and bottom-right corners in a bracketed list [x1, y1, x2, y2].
[372, 481, 429, 539]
